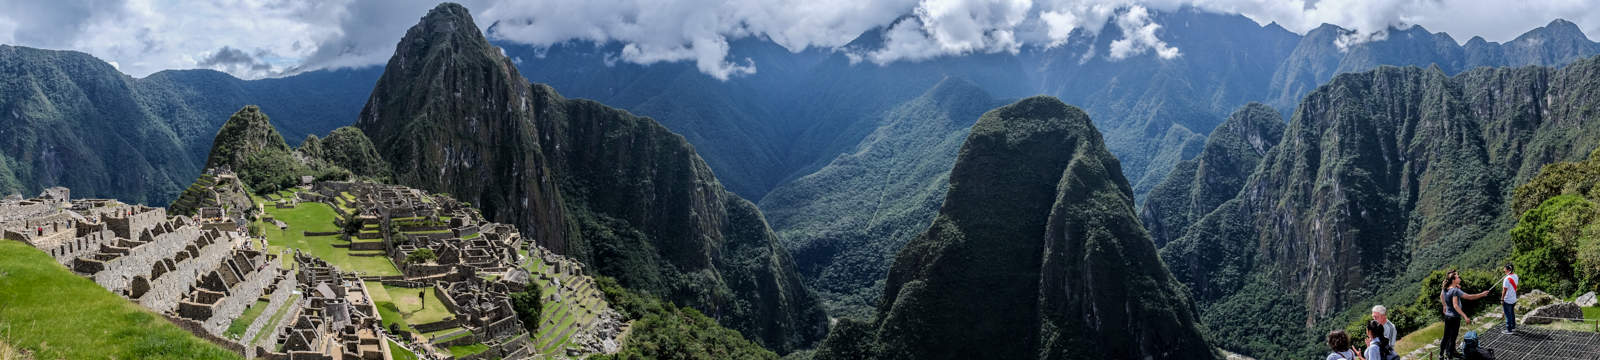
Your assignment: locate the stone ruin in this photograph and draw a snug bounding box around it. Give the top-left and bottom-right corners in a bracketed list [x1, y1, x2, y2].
[0, 187, 395, 360]
[267, 253, 387, 360]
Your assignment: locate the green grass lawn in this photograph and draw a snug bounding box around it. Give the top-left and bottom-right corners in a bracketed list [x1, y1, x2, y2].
[448, 343, 489, 358]
[389, 339, 419, 360]
[249, 293, 300, 347]
[257, 200, 399, 276]
[224, 299, 271, 338]
[373, 284, 456, 334]
[0, 240, 241, 359]
[1395, 321, 1446, 355]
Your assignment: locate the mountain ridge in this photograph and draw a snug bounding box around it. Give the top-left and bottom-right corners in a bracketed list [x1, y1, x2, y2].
[356, 3, 827, 352]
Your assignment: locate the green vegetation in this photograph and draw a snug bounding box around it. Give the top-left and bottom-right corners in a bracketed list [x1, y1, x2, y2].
[257, 199, 399, 276]
[757, 78, 1001, 319]
[1160, 57, 1600, 357]
[817, 97, 1213, 359]
[360, 4, 825, 353]
[590, 277, 777, 360]
[224, 299, 272, 338]
[0, 240, 240, 359]
[202, 106, 389, 196]
[1509, 148, 1600, 295]
[388, 339, 418, 360]
[447, 343, 489, 358]
[1139, 103, 1285, 247]
[404, 248, 437, 265]
[368, 282, 455, 333]
[509, 282, 544, 334]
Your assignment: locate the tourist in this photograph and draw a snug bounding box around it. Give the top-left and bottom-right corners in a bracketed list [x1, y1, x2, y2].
[1326, 329, 1359, 360]
[1372, 305, 1398, 344]
[1365, 320, 1398, 360]
[1501, 263, 1520, 334]
[1441, 270, 1492, 359]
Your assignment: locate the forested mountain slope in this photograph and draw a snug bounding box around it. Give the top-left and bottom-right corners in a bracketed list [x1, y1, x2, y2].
[1160, 56, 1600, 357]
[0, 45, 379, 205]
[1140, 103, 1285, 247]
[357, 3, 826, 353]
[814, 96, 1211, 359]
[757, 77, 1003, 318]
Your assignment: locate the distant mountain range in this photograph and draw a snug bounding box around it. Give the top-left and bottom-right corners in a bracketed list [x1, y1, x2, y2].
[0, 47, 378, 205]
[5, 5, 1600, 357]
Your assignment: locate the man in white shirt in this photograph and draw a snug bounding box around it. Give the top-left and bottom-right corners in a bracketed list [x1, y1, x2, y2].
[1502, 263, 1520, 334]
[1371, 305, 1397, 344]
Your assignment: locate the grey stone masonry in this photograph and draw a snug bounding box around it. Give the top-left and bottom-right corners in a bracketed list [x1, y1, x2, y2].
[242, 275, 297, 348]
[203, 254, 281, 335]
[137, 230, 241, 313]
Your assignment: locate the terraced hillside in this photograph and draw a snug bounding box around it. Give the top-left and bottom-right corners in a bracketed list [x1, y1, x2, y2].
[0, 239, 241, 360]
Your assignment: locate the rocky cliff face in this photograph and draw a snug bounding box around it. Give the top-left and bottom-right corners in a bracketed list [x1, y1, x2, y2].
[840, 96, 1211, 359]
[357, 3, 826, 352]
[1162, 56, 1600, 356]
[1266, 20, 1600, 113]
[757, 78, 1002, 318]
[1140, 103, 1285, 247]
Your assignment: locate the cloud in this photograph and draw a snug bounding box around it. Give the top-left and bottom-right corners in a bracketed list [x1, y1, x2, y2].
[197, 46, 276, 78]
[1, 0, 1599, 80]
[1107, 5, 1178, 59]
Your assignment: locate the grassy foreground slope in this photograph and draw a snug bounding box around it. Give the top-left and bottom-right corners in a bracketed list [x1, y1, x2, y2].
[0, 240, 240, 359]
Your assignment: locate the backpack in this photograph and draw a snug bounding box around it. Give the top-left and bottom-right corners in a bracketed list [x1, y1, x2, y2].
[1462, 330, 1479, 354]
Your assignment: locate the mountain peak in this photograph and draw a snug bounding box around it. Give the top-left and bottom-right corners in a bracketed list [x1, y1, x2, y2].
[203, 105, 291, 172]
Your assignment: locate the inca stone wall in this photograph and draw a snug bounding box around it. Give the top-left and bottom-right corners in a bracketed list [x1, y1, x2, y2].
[105, 207, 167, 239]
[47, 230, 113, 264]
[203, 258, 281, 335]
[242, 276, 298, 350]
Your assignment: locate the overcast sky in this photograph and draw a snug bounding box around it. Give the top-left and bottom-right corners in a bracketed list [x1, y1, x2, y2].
[1, 0, 1597, 80]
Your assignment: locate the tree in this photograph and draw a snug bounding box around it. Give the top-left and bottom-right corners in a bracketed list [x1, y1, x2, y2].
[405, 248, 437, 265]
[508, 283, 544, 334]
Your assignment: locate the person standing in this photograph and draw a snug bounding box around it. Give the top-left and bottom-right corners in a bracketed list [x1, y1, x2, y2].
[1441, 270, 1491, 359]
[1372, 305, 1398, 344]
[1365, 320, 1397, 360]
[1501, 264, 1520, 334]
[1326, 330, 1359, 360]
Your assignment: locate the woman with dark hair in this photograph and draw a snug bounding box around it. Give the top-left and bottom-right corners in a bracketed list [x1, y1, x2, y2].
[1326, 329, 1358, 360]
[1441, 270, 1491, 359]
[1365, 320, 1397, 360]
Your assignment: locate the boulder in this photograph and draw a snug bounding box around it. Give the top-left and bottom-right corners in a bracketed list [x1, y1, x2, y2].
[1521, 302, 1584, 325]
[1577, 292, 1598, 307]
[1517, 289, 1557, 313]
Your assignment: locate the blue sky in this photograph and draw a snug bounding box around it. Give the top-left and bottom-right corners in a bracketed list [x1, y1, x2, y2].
[1, 0, 1596, 80]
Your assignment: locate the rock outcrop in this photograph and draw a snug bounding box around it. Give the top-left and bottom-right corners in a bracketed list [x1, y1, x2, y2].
[356, 3, 826, 352]
[1139, 103, 1285, 247]
[821, 96, 1212, 359]
[1162, 56, 1600, 356]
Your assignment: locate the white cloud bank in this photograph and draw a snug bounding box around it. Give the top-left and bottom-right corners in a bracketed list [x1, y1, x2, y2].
[0, 0, 1597, 80]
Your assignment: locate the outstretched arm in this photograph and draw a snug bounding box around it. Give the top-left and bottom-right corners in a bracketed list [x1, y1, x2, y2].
[1464, 290, 1490, 300]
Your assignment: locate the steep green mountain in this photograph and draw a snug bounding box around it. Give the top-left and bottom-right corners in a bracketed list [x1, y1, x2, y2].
[189, 105, 387, 196]
[1161, 57, 1600, 357]
[757, 77, 1003, 319]
[818, 96, 1211, 359]
[358, 3, 825, 353]
[0, 44, 380, 205]
[1140, 103, 1285, 247]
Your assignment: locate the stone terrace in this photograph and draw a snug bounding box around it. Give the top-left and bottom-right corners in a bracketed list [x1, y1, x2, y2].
[1478, 324, 1600, 360]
